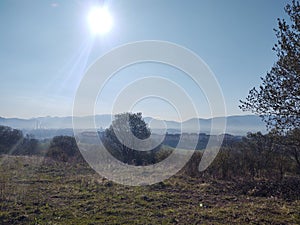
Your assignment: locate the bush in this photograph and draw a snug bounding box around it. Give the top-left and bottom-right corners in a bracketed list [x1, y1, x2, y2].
[46, 136, 84, 163]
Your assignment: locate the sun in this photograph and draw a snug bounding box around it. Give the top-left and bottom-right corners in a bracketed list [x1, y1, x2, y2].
[87, 7, 113, 35]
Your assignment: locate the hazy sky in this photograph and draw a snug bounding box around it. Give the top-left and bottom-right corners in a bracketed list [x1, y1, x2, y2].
[0, 0, 289, 120]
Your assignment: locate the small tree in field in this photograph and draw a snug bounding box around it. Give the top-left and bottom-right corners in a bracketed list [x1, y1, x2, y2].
[46, 136, 83, 163]
[102, 112, 158, 165]
[240, 0, 300, 133]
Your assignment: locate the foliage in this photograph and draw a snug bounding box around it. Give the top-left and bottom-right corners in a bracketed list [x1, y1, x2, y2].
[46, 136, 84, 163]
[182, 131, 297, 181]
[0, 126, 39, 156]
[14, 134, 39, 156]
[182, 151, 203, 178]
[285, 128, 300, 172]
[0, 125, 23, 154]
[240, 0, 300, 132]
[102, 112, 160, 165]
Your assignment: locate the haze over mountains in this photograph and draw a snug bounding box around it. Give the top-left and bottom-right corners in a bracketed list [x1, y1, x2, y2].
[0, 114, 267, 136]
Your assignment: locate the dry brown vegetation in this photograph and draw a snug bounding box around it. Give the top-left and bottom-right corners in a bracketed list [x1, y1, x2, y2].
[0, 155, 299, 224]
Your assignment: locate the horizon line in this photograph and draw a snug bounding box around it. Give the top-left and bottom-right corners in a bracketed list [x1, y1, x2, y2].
[0, 113, 257, 122]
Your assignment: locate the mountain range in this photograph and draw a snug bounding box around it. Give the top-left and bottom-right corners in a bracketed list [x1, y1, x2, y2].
[0, 114, 267, 136]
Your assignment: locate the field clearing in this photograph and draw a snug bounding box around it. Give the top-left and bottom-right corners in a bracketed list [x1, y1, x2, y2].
[0, 155, 299, 224]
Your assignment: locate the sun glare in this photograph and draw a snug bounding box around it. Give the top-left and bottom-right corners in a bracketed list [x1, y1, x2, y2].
[88, 7, 113, 35]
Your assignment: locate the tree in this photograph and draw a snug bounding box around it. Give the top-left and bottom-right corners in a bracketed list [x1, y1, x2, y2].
[0, 125, 23, 154]
[102, 112, 159, 165]
[239, 132, 284, 179]
[285, 128, 300, 172]
[14, 134, 39, 156]
[240, 0, 300, 133]
[46, 136, 83, 163]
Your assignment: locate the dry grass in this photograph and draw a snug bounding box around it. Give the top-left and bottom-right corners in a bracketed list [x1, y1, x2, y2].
[0, 155, 299, 224]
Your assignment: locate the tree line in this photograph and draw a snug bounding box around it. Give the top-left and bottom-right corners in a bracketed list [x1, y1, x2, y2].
[0, 125, 83, 163]
[0, 120, 299, 181]
[184, 130, 300, 180]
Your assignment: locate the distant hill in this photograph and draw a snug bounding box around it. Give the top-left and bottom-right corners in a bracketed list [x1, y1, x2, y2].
[146, 115, 267, 135]
[0, 115, 112, 130]
[0, 114, 267, 136]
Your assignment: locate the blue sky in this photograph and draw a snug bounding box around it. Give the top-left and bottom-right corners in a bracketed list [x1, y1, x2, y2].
[0, 0, 289, 120]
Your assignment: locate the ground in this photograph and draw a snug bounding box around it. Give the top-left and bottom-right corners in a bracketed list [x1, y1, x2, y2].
[0, 155, 299, 224]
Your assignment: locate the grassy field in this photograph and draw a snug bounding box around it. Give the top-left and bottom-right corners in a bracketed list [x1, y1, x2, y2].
[0, 155, 299, 224]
